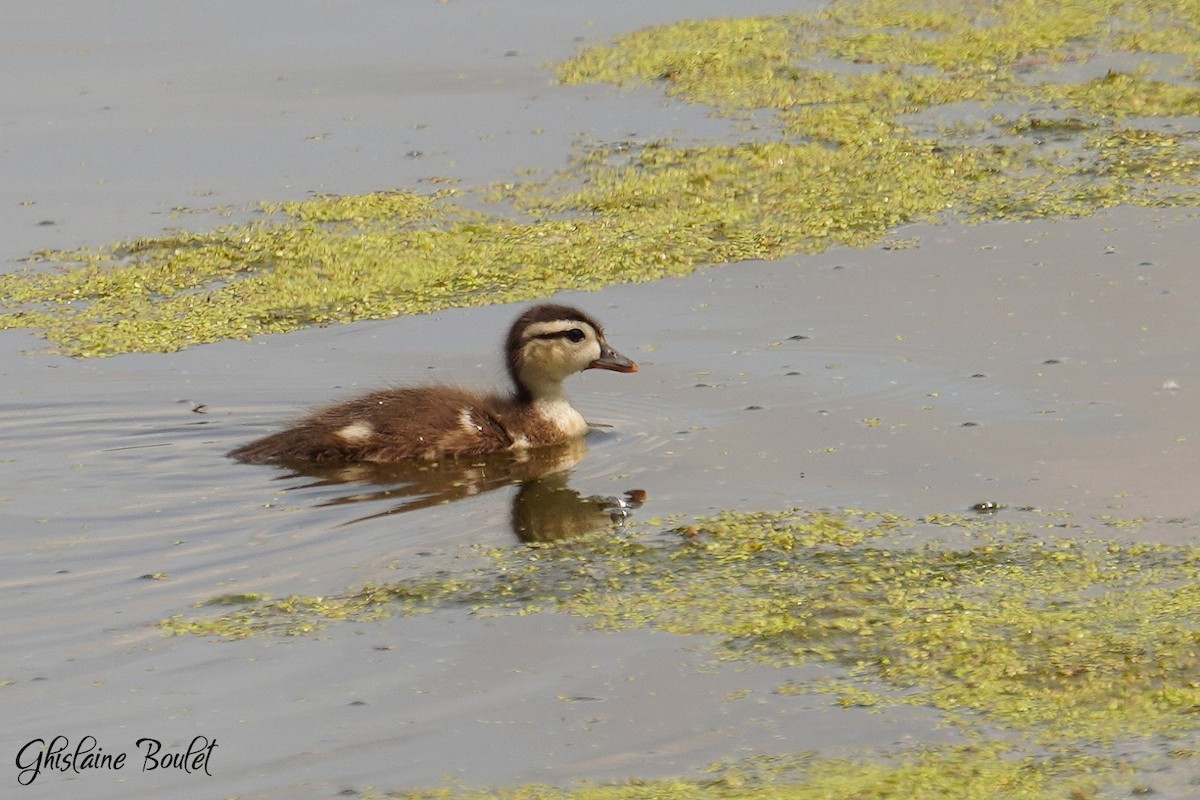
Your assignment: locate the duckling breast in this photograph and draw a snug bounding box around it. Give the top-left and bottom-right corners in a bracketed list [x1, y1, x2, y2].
[531, 397, 588, 440]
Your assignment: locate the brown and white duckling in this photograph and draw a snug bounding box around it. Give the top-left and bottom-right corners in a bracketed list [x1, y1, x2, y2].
[229, 303, 638, 464]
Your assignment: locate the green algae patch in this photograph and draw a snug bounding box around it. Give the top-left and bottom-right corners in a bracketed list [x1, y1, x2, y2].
[162, 573, 476, 639]
[375, 742, 1110, 800]
[164, 508, 1200, 745]
[554, 0, 1200, 218]
[166, 507, 1198, 796]
[7, 0, 1200, 356]
[0, 191, 702, 357]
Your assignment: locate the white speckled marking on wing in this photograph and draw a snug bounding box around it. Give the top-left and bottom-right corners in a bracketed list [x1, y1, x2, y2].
[458, 407, 483, 433]
[336, 421, 374, 443]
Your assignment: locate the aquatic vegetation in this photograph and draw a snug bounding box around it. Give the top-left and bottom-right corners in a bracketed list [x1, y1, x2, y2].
[373, 742, 1111, 800]
[164, 508, 1200, 746]
[5, 0, 1200, 355]
[165, 506, 1200, 796]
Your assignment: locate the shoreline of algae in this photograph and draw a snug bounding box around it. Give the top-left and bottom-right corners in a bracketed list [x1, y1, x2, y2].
[164, 506, 1200, 798]
[4, 0, 1200, 356]
[371, 743, 1116, 800]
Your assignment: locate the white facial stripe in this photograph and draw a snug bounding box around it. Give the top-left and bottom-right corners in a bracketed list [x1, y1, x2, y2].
[522, 319, 595, 341]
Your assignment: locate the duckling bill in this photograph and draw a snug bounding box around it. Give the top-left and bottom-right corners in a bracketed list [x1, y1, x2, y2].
[229, 303, 638, 464]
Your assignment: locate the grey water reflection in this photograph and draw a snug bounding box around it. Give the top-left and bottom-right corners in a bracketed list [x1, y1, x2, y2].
[266, 439, 645, 542]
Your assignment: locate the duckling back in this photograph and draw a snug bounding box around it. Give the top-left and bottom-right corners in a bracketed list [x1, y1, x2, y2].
[230, 387, 520, 464]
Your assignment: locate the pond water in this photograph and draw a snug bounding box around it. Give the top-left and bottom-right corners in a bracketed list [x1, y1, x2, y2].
[4, 2, 1200, 799]
[6, 205, 1200, 798]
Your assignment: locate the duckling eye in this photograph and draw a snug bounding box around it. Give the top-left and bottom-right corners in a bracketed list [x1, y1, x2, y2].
[565, 328, 586, 343]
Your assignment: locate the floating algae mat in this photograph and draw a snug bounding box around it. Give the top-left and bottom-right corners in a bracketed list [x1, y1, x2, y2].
[164, 509, 1200, 743]
[4, 0, 1200, 356]
[372, 744, 1114, 800]
[166, 507, 1200, 798]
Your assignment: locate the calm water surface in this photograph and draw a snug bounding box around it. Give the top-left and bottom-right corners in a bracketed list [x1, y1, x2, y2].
[4, 1, 1200, 797]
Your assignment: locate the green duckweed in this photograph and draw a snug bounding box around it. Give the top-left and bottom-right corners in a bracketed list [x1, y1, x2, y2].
[164, 508, 1200, 745]
[164, 507, 1199, 797]
[4, 0, 1200, 355]
[373, 742, 1111, 800]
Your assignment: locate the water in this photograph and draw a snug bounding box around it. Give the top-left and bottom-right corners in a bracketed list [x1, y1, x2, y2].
[4, 1, 1200, 797]
[5, 208, 1200, 797]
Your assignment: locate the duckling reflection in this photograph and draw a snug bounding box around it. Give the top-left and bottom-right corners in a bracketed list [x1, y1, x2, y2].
[511, 474, 644, 543]
[272, 437, 644, 542]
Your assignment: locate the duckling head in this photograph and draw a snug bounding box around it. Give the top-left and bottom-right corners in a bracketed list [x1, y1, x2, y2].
[506, 304, 638, 402]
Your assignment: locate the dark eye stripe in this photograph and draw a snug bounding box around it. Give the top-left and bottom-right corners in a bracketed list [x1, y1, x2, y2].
[530, 327, 587, 342]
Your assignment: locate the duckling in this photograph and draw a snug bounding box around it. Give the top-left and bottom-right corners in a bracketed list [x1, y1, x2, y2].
[229, 303, 638, 464]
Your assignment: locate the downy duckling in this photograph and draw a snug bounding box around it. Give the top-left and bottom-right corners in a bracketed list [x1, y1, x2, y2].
[229, 303, 638, 464]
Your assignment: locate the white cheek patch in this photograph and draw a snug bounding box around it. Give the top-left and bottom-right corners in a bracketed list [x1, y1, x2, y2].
[519, 321, 603, 380]
[336, 421, 374, 443]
